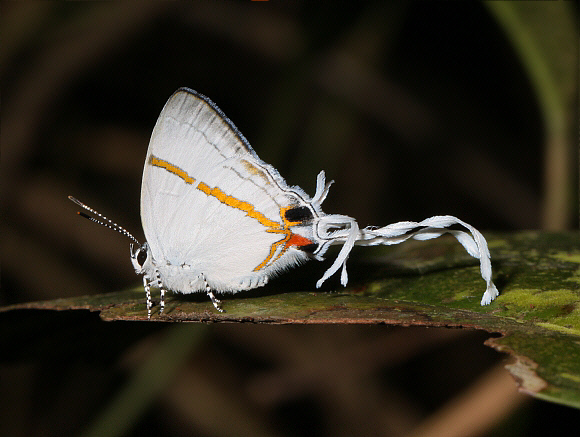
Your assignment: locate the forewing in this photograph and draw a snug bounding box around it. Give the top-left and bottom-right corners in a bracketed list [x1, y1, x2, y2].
[140, 89, 311, 284]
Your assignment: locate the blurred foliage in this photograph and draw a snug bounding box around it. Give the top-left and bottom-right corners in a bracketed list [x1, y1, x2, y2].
[485, 1, 577, 230]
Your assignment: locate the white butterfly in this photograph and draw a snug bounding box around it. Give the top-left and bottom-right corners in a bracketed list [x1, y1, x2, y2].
[71, 88, 498, 318]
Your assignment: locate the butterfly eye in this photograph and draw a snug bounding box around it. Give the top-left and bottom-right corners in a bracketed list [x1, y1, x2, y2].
[137, 247, 148, 266]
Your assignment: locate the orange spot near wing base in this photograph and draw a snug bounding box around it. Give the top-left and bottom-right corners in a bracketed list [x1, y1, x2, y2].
[285, 233, 313, 248]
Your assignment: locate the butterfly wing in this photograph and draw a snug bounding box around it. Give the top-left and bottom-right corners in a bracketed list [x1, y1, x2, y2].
[141, 88, 317, 292]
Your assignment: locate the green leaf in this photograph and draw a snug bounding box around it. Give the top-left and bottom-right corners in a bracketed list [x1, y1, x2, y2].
[2, 231, 579, 409]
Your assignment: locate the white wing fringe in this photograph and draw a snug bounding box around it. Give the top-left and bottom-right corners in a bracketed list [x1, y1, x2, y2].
[315, 213, 498, 306]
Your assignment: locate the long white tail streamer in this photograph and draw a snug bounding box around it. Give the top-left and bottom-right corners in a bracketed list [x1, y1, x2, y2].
[315, 210, 498, 306]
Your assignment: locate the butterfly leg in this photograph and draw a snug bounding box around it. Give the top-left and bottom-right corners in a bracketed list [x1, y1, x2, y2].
[199, 273, 224, 313]
[153, 269, 167, 316]
[143, 276, 152, 319]
[159, 287, 166, 315]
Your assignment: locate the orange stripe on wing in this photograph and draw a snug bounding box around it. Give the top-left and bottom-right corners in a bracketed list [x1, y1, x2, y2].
[150, 156, 196, 184]
[149, 154, 313, 273]
[151, 155, 280, 229]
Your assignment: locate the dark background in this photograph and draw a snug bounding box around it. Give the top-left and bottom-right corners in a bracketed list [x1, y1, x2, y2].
[2, 1, 579, 436]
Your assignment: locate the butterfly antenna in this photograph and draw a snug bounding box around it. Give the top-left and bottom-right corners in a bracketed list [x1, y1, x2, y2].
[68, 196, 140, 245]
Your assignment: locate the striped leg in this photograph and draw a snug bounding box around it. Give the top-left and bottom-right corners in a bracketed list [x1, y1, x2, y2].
[143, 276, 152, 319]
[159, 287, 166, 315]
[199, 273, 224, 312]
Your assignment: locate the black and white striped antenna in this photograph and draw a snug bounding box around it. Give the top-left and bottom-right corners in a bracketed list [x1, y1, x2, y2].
[68, 195, 140, 245]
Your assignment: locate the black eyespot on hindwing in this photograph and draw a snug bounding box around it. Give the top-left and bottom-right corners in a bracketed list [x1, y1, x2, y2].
[284, 206, 313, 223]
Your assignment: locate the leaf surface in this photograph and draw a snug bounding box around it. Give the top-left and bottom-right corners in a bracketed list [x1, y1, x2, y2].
[2, 231, 579, 408]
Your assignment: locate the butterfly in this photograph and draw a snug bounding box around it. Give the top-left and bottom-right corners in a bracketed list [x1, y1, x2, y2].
[71, 88, 498, 318]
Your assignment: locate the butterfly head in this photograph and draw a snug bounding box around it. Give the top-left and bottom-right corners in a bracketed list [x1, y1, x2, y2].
[130, 242, 152, 274]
